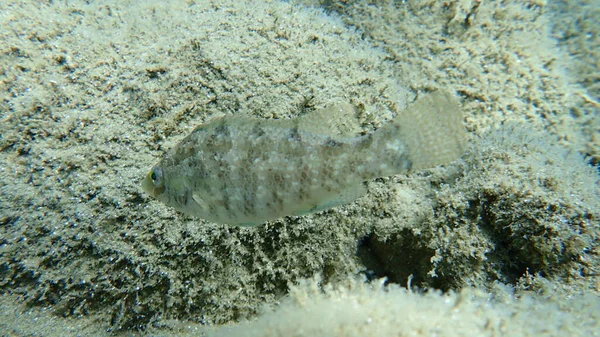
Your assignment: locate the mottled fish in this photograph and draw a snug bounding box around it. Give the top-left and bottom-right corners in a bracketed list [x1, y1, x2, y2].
[142, 91, 466, 226]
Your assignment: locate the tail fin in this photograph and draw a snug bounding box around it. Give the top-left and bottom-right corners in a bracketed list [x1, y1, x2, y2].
[377, 91, 467, 172]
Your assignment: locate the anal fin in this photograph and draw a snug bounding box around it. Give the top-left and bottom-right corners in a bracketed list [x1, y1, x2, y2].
[294, 183, 367, 216]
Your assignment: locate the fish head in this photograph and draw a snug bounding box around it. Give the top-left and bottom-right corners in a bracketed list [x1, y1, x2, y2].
[141, 165, 167, 201]
[142, 161, 198, 215]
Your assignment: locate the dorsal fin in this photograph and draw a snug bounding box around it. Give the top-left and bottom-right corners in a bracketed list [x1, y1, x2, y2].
[296, 103, 362, 139]
[209, 102, 363, 140]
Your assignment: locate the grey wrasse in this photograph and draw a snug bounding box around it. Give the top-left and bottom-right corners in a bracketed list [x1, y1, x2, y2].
[142, 91, 466, 226]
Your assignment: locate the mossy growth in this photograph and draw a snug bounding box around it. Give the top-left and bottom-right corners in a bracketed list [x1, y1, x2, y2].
[360, 125, 599, 294]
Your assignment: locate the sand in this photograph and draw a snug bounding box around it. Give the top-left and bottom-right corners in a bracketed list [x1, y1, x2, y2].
[0, 0, 598, 336]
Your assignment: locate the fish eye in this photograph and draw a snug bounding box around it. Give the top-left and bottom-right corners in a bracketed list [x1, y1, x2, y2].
[150, 167, 163, 187]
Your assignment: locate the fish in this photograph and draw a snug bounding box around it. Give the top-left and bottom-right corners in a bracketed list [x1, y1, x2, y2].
[141, 90, 466, 226]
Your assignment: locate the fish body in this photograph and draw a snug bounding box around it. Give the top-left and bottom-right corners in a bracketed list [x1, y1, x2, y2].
[142, 91, 466, 225]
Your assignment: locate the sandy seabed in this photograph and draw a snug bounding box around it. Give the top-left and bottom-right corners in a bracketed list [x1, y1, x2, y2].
[0, 0, 599, 336]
